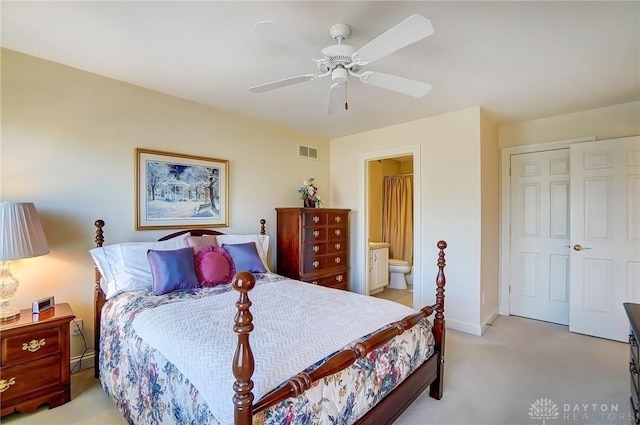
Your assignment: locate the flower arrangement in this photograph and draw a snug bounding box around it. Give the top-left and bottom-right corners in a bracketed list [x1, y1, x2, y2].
[298, 177, 324, 208]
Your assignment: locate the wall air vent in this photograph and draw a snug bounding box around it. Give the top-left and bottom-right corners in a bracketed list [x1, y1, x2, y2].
[298, 145, 318, 160]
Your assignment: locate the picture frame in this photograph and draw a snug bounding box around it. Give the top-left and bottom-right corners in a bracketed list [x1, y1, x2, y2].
[135, 148, 229, 230]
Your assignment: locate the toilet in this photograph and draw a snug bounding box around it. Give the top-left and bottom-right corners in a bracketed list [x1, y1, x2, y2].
[388, 259, 411, 289]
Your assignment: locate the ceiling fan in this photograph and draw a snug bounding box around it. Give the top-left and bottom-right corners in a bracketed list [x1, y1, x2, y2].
[248, 14, 434, 115]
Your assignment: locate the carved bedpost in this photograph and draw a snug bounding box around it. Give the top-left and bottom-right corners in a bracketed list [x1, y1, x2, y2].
[94, 219, 105, 379]
[430, 240, 447, 399]
[232, 271, 256, 425]
[259, 218, 266, 235]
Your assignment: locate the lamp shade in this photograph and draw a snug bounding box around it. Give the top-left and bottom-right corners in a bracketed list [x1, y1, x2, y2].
[0, 202, 50, 261]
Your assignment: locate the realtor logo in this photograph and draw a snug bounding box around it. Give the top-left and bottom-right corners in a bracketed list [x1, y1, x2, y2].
[529, 398, 560, 424]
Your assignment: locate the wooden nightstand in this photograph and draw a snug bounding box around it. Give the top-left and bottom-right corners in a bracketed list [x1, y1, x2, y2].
[0, 303, 75, 417]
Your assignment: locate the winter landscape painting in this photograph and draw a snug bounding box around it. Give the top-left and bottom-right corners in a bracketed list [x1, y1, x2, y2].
[136, 148, 228, 229]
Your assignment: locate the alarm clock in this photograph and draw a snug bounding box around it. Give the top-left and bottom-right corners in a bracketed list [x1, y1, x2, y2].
[32, 296, 55, 314]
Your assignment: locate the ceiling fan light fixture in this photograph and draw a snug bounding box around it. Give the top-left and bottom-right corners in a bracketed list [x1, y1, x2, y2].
[331, 67, 348, 84]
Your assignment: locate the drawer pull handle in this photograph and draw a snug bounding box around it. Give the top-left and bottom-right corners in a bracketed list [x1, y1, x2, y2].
[334, 257, 341, 264]
[336, 275, 344, 282]
[311, 281, 318, 285]
[631, 334, 637, 346]
[0, 378, 16, 393]
[22, 338, 46, 352]
[313, 216, 320, 223]
[313, 245, 320, 253]
[335, 243, 341, 250]
[335, 216, 341, 223]
[313, 230, 320, 238]
[335, 229, 341, 236]
[313, 260, 320, 268]
[631, 362, 638, 375]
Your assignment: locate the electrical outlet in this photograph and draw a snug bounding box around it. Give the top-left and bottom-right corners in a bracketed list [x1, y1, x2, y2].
[71, 319, 83, 336]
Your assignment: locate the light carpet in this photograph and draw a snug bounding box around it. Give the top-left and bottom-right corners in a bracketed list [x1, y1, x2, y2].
[2, 315, 629, 425]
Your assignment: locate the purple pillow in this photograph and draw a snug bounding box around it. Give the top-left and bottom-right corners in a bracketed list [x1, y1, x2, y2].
[147, 247, 199, 295]
[222, 242, 268, 273]
[195, 246, 236, 286]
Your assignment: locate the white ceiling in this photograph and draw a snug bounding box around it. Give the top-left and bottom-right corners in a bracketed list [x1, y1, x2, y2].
[2, 1, 639, 139]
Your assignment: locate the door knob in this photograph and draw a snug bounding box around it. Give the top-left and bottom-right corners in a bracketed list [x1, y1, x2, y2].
[572, 244, 592, 251]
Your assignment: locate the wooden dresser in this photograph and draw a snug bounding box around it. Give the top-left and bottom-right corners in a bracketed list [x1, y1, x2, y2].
[0, 303, 75, 417]
[625, 302, 640, 425]
[276, 207, 351, 290]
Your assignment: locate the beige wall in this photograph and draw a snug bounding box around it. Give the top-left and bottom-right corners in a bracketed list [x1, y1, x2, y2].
[499, 101, 640, 147]
[331, 107, 491, 335]
[0, 49, 330, 358]
[479, 108, 500, 327]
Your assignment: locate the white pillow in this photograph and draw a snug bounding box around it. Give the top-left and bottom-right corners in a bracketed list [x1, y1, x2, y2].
[90, 234, 189, 299]
[215, 234, 270, 272]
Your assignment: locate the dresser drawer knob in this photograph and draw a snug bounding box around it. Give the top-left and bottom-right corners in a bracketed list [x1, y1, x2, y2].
[0, 378, 16, 393]
[334, 257, 341, 264]
[313, 260, 320, 268]
[313, 230, 320, 238]
[335, 216, 341, 223]
[630, 362, 638, 375]
[313, 215, 320, 223]
[334, 229, 341, 236]
[22, 338, 46, 352]
[313, 245, 320, 253]
[335, 243, 341, 250]
[336, 275, 343, 282]
[631, 334, 637, 346]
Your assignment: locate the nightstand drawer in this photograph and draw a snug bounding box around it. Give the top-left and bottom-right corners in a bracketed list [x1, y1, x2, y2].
[1, 326, 61, 367]
[0, 354, 62, 402]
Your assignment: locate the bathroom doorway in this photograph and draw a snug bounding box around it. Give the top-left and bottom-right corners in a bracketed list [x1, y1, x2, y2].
[366, 155, 415, 308]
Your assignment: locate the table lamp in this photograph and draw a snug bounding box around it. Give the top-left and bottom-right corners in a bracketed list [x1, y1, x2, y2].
[0, 202, 50, 321]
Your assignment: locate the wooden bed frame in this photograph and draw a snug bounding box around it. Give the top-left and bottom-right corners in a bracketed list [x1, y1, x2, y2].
[92, 219, 447, 425]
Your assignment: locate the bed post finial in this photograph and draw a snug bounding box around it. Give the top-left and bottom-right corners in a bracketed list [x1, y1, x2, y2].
[232, 271, 256, 425]
[430, 239, 447, 400]
[259, 218, 266, 235]
[94, 219, 106, 379]
[95, 219, 105, 247]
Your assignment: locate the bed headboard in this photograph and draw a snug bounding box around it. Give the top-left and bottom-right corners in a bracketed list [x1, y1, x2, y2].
[92, 218, 266, 378]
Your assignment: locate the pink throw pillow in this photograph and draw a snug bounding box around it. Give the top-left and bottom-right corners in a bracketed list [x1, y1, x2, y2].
[195, 246, 235, 286]
[187, 235, 218, 254]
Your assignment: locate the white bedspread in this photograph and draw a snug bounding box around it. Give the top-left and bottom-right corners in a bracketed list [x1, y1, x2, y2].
[132, 279, 417, 425]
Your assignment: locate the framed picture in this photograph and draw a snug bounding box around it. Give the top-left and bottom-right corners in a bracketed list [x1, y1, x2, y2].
[136, 148, 229, 230]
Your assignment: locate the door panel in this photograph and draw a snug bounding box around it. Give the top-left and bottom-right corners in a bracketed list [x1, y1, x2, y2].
[510, 149, 571, 325]
[569, 136, 640, 342]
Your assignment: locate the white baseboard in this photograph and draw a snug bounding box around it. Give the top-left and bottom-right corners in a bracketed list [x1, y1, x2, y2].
[446, 318, 482, 336]
[480, 308, 500, 335]
[71, 350, 96, 373]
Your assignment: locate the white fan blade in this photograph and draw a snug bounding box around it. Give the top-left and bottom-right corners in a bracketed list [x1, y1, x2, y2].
[360, 71, 431, 98]
[354, 14, 434, 65]
[249, 74, 316, 93]
[328, 83, 347, 115]
[254, 21, 319, 60]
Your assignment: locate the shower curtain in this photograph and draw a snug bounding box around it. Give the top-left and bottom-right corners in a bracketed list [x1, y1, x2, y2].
[382, 175, 413, 262]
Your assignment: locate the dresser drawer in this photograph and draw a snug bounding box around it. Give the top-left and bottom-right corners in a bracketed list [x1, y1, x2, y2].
[303, 227, 327, 242]
[303, 212, 326, 226]
[327, 212, 348, 226]
[1, 326, 61, 367]
[327, 226, 347, 240]
[303, 256, 326, 274]
[310, 272, 348, 290]
[326, 252, 348, 269]
[326, 240, 347, 254]
[0, 354, 62, 403]
[303, 242, 326, 257]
